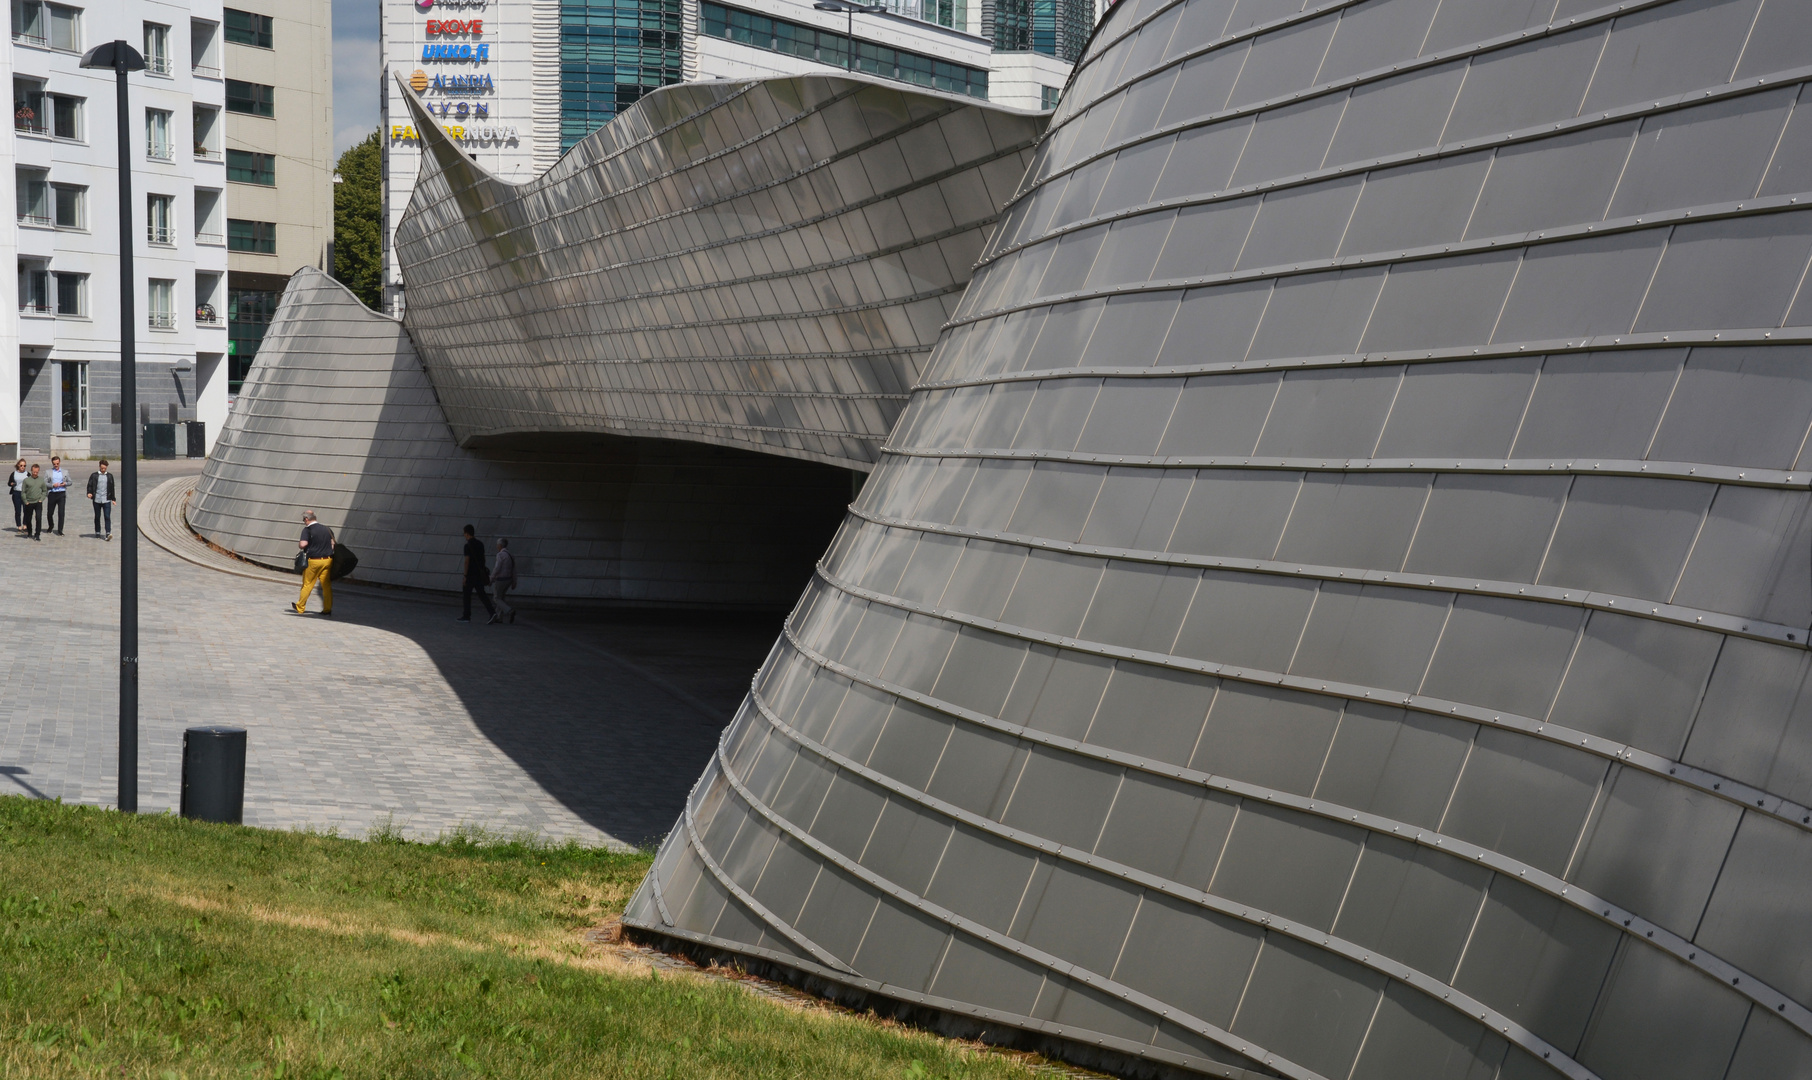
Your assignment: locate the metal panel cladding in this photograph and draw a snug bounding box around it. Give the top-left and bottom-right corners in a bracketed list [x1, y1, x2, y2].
[391, 74, 1047, 471]
[189, 269, 850, 604]
[629, 2, 1812, 1077]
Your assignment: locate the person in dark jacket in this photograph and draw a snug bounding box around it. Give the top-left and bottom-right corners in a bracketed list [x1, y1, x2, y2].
[294, 511, 335, 616]
[19, 464, 47, 540]
[458, 524, 495, 623]
[86, 459, 116, 540]
[9, 458, 25, 532]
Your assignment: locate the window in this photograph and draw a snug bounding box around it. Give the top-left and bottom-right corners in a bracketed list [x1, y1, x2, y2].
[53, 184, 84, 229]
[18, 261, 48, 313]
[227, 289, 280, 389]
[224, 79, 273, 117]
[195, 188, 223, 244]
[51, 93, 79, 139]
[59, 362, 86, 433]
[147, 194, 173, 244]
[699, 3, 988, 99]
[225, 148, 274, 185]
[143, 22, 170, 73]
[148, 279, 175, 329]
[1040, 85, 1061, 109]
[222, 8, 271, 47]
[54, 271, 85, 316]
[145, 107, 172, 159]
[16, 169, 48, 225]
[13, 1, 78, 49]
[193, 104, 220, 158]
[227, 218, 275, 253]
[13, 78, 43, 133]
[191, 18, 220, 76]
[196, 272, 221, 324]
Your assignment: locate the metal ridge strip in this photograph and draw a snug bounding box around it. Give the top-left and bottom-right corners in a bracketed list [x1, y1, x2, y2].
[707, 729, 1319, 1080]
[744, 685, 1599, 1079]
[844, 502, 1810, 647]
[959, 192, 1812, 330]
[994, 71, 1812, 273]
[811, 560, 1812, 838]
[678, 784, 861, 974]
[777, 615, 1812, 1038]
[913, 328, 1812, 391]
[876, 445, 1812, 497]
[1053, 0, 1687, 175]
[615, 910, 1276, 1080]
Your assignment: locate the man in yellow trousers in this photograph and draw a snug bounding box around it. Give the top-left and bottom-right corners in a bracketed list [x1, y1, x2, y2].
[294, 510, 335, 616]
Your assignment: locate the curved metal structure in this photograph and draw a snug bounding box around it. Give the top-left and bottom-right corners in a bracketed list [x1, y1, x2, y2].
[189, 76, 1045, 598]
[393, 74, 1047, 471]
[629, 1, 1812, 1077]
[190, 269, 848, 603]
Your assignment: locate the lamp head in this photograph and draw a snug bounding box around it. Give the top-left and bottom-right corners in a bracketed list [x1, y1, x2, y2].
[813, 3, 844, 9]
[79, 41, 146, 71]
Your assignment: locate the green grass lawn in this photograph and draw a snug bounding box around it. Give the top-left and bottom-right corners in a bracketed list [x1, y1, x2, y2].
[0, 796, 1051, 1080]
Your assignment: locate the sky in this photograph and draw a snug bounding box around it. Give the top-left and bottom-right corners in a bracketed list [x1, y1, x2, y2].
[333, 0, 382, 157]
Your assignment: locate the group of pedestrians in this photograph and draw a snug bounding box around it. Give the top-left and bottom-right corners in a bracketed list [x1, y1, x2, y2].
[7, 456, 116, 541]
[290, 515, 518, 624]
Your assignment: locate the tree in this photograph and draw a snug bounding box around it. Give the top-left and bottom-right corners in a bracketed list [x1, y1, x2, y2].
[333, 131, 383, 311]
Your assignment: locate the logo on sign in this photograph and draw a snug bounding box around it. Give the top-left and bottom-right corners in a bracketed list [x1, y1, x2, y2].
[431, 73, 494, 93]
[415, 0, 485, 10]
[422, 42, 489, 61]
[409, 69, 429, 92]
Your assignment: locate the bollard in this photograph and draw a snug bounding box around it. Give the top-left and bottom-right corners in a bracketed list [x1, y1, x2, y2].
[180, 727, 246, 824]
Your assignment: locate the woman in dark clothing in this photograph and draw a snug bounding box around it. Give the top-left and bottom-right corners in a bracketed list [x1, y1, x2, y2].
[9, 458, 25, 532]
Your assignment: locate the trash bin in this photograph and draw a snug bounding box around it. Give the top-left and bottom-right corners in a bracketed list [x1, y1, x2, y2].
[142, 423, 177, 459]
[185, 421, 206, 458]
[180, 727, 246, 824]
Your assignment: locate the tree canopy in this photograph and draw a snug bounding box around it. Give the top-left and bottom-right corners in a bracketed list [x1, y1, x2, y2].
[333, 131, 383, 311]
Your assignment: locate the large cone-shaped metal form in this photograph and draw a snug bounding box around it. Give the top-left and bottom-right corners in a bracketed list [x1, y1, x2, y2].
[629, 2, 1812, 1078]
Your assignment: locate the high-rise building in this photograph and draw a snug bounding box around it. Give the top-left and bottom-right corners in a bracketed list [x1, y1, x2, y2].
[219, 0, 333, 392]
[0, 0, 332, 461]
[378, 0, 1083, 315]
[4, 0, 232, 459]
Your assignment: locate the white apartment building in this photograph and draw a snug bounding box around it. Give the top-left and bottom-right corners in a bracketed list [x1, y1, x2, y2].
[1, 0, 331, 461]
[379, 0, 1085, 316]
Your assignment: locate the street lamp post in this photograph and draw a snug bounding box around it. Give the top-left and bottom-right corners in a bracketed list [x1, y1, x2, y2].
[80, 40, 147, 814]
[813, 0, 887, 71]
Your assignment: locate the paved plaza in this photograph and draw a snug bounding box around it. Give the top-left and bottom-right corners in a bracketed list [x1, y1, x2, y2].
[0, 461, 781, 847]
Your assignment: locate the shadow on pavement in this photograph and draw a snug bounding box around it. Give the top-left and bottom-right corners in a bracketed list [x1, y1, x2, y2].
[323, 588, 783, 847]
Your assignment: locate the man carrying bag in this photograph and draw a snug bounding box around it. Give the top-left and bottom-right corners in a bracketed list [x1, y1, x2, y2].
[293, 511, 335, 616]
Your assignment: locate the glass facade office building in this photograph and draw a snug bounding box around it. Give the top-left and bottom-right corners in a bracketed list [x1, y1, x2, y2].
[559, 0, 685, 151]
[989, 0, 1090, 62]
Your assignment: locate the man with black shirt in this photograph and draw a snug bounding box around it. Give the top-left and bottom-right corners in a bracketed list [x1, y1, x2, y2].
[458, 524, 495, 623]
[86, 459, 116, 540]
[294, 511, 335, 616]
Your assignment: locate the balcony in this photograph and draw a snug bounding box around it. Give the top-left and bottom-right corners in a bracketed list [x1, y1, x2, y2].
[196, 303, 221, 326]
[12, 30, 46, 47]
[14, 113, 46, 137]
[146, 140, 174, 162]
[146, 54, 172, 76]
[196, 230, 224, 246]
[194, 143, 222, 162]
[147, 223, 174, 245]
[192, 62, 220, 79]
[17, 212, 51, 228]
[147, 310, 176, 330]
[19, 299, 50, 316]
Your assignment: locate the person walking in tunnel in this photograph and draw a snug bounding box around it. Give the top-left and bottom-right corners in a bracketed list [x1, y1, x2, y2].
[294, 511, 335, 616]
[488, 537, 516, 624]
[19, 464, 46, 540]
[458, 524, 495, 623]
[86, 459, 115, 540]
